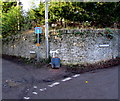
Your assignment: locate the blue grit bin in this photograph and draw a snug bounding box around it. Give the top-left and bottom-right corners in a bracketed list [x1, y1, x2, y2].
[51, 57, 60, 68]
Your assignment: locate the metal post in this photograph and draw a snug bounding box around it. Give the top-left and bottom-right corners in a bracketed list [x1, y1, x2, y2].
[45, 1, 49, 59]
[37, 33, 40, 62]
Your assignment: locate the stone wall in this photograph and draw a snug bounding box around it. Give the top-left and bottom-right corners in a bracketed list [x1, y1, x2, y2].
[118, 30, 120, 57]
[2, 29, 119, 65]
[2, 30, 46, 59]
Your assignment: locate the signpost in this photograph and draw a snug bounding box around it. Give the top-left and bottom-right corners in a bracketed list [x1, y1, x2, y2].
[34, 0, 49, 61]
[35, 27, 42, 34]
[35, 27, 42, 62]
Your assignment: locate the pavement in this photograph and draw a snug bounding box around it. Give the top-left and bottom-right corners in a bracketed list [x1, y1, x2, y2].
[2, 58, 119, 99]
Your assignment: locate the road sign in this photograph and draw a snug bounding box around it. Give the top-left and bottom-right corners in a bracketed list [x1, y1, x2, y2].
[35, 27, 42, 62]
[35, 27, 42, 34]
[36, 43, 40, 47]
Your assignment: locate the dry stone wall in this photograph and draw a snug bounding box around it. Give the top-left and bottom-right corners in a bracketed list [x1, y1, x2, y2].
[2, 29, 119, 65]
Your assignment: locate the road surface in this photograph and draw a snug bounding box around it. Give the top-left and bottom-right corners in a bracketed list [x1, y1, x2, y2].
[2, 58, 119, 99]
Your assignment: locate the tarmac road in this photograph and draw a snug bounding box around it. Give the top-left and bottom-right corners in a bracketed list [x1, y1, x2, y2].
[2, 58, 119, 100]
[28, 65, 118, 99]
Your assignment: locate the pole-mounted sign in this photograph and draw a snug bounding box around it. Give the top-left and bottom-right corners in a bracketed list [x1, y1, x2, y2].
[35, 27, 42, 62]
[35, 27, 42, 34]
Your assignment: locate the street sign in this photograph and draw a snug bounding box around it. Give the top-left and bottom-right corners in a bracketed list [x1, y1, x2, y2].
[36, 43, 40, 47]
[35, 27, 42, 62]
[35, 27, 42, 34]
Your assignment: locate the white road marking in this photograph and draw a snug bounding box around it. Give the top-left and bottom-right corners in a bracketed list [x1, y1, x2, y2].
[24, 97, 30, 99]
[72, 74, 80, 78]
[32, 92, 38, 95]
[61, 77, 72, 82]
[40, 88, 47, 91]
[25, 75, 81, 96]
[48, 82, 60, 87]
[23, 74, 81, 97]
[33, 86, 37, 88]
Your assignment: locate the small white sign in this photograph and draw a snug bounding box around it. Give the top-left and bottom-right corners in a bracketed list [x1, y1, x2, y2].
[99, 44, 109, 47]
[30, 51, 36, 54]
[50, 49, 59, 54]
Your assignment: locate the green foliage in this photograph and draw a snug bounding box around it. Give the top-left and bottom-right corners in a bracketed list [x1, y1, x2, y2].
[29, 2, 119, 29]
[1, 1, 120, 40]
[2, 2, 17, 13]
[2, 2, 24, 38]
[26, 2, 45, 26]
[74, 31, 85, 35]
[105, 28, 114, 39]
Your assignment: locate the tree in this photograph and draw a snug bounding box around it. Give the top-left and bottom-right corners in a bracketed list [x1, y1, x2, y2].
[2, 2, 17, 13]
[2, 2, 24, 38]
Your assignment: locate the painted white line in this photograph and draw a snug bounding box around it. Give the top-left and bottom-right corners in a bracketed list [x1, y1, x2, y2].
[48, 82, 60, 87]
[61, 77, 72, 82]
[33, 86, 37, 88]
[32, 92, 38, 95]
[40, 88, 47, 91]
[72, 74, 80, 78]
[24, 97, 30, 99]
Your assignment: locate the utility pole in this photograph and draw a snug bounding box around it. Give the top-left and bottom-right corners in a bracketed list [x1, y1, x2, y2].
[45, 0, 49, 59]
